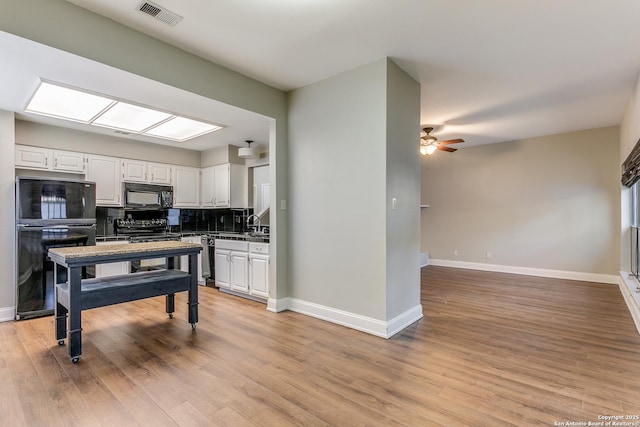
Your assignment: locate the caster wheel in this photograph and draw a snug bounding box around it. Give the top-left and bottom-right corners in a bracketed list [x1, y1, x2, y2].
[191, 323, 197, 330]
[71, 356, 80, 364]
[168, 313, 173, 319]
[58, 340, 65, 346]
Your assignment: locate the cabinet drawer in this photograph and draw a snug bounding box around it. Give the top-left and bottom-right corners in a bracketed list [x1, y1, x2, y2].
[249, 242, 269, 255]
[215, 239, 249, 251]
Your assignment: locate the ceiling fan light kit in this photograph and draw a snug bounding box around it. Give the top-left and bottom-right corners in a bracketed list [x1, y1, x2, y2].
[419, 126, 464, 155]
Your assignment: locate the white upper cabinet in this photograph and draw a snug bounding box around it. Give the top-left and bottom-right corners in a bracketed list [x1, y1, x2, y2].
[15, 145, 49, 170]
[122, 160, 172, 185]
[15, 145, 85, 173]
[200, 166, 215, 207]
[213, 163, 230, 206]
[14, 145, 248, 210]
[122, 159, 147, 183]
[53, 150, 85, 173]
[201, 163, 246, 208]
[173, 166, 200, 207]
[148, 163, 172, 185]
[86, 154, 122, 206]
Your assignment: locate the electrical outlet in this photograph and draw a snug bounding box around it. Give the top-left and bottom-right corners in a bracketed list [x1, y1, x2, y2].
[453, 249, 458, 256]
[486, 251, 493, 259]
[392, 197, 397, 210]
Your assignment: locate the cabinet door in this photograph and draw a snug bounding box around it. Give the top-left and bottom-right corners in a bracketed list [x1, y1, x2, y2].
[148, 163, 172, 185]
[200, 166, 215, 207]
[52, 150, 85, 173]
[95, 241, 130, 277]
[230, 251, 249, 293]
[180, 236, 204, 285]
[15, 145, 50, 170]
[86, 155, 122, 206]
[249, 254, 269, 298]
[173, 166, 200, 207]
[213, 164, 230, 206]
[122, 159, 147, 182]
[214, 249, 231, 289]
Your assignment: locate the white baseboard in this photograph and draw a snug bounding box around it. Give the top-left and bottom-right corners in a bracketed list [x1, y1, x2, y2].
[267, 297, 288, 313]
[387, 304, 424, 337]
[618, 272, 640, 335]
[285, 298, 422, 339]
[0, 306, 15, 322]
[420, 252, 429, 267]
[428, 258, 618, 284]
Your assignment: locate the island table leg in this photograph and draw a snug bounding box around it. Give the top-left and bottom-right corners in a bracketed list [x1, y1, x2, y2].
[53, 264, 67, 344]
[68, 267, 83, 363]
[188, 253, 198, 329]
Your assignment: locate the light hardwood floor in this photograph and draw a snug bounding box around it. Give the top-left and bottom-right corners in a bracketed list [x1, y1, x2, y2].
[2, 266, 640, 426]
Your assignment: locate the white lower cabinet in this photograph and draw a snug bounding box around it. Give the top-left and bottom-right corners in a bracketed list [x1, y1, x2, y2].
[214, 248, 231, 289]
[180, 236, 204, 285]
[249, 242, 269, 298]
[215, 239, 269, 300]
[230, 251, 249, 292]
[215, 240, 249, 291]
[95, 241, 130, 277]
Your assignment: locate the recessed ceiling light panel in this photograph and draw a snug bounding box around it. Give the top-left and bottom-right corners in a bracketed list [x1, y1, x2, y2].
[24, 81, 224, 142]
[145, 116, 222, 141]
[25, 81, 114, 123]
[93, 102, 173, 132]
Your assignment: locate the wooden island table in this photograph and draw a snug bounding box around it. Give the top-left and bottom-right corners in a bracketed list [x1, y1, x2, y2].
[48, 241, 202, 363]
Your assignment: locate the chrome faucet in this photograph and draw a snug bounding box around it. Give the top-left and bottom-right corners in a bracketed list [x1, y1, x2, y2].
[246, 214, 261, 233]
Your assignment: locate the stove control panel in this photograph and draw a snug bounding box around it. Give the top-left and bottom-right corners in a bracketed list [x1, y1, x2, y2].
[115, 218, 167, 229]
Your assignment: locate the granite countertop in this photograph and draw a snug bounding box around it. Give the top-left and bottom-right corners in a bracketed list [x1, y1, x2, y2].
[96, 232, 270, 243]
[49, 241, 202, 259]
[210, 232, 270, 243]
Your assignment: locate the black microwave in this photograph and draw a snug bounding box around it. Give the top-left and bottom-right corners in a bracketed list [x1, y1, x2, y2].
[123, 182, 173, 209]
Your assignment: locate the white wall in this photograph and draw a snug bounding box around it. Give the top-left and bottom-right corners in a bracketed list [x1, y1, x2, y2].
[0, 111, 16, 321]
[201, 145, 246, 168]
[288, 59, 388, 320]
[384, 61, 421, 320]
[287, 58, 422, 335]
[422, 126, 620, 277]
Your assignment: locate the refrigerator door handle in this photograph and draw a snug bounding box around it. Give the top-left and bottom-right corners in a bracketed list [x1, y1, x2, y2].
[17, 224, 96, 229]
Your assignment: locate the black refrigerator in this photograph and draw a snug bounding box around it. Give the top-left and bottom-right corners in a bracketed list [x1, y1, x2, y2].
[16, 177, 96, 319]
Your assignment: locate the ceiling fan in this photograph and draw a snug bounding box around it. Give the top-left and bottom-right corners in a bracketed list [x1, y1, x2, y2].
[419, 127, 464, 155]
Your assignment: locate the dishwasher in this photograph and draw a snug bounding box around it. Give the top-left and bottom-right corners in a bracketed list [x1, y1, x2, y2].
[204, 235, 215, 286]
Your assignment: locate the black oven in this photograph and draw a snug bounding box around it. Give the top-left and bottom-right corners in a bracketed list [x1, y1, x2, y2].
[114, 218, 180, 272]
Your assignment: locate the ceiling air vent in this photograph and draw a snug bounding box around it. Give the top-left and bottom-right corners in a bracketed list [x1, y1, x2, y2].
[137, 1, 183, 27]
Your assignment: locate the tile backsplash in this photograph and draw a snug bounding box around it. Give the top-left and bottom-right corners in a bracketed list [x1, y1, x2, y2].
[97, 207, 251, 236]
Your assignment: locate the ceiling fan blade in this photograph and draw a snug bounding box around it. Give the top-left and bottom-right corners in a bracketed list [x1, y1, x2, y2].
[439, 138, 464, 145]
[437, 146, 457, 152]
